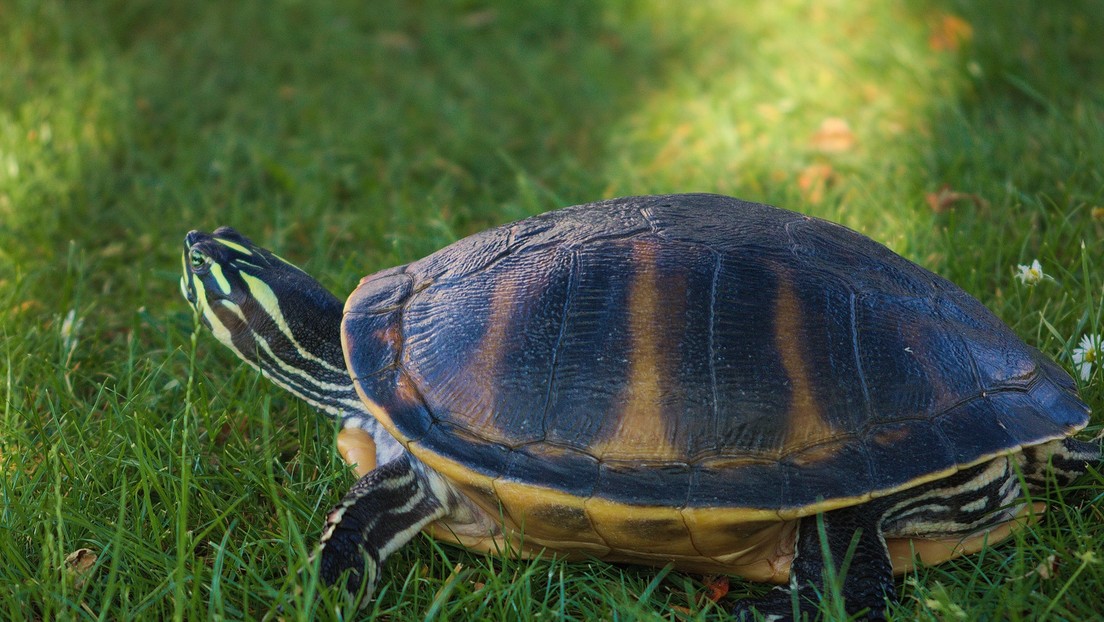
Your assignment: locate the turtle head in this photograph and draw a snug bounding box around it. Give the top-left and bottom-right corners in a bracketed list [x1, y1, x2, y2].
[181, 227, 355, 415]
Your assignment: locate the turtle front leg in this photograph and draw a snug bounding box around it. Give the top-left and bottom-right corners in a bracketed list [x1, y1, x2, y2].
[733, 505, 895, 621]
[314, 454, 448, 604]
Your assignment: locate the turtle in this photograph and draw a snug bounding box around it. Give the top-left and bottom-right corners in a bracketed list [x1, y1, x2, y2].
[180, 193, 1099, 620]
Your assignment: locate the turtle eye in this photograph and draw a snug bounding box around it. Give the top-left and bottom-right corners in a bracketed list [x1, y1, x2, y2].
[190, 249, 209, 271]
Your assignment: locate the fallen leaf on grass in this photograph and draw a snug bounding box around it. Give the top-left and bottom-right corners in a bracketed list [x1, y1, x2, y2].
[700, 574, 730, 602]
[810, 118, 855, 153]
[667, 575, 732, 618]
[11, 299, 42, 316]
[797, 163, 837, 205]
[1009, 554, 1058, 581]
[64, 548, 98, 589]
[926, 185, 989, 213]
[929, 14, 973, 52]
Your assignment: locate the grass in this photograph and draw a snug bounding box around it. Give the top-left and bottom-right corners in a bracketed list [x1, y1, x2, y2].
[1, 0, 1102, 619]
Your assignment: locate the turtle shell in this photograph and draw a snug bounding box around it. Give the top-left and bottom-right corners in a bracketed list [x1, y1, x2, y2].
[342, 194, 1088, 526]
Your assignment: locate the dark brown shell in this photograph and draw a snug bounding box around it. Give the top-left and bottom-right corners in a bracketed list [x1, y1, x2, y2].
[342, 194, 1088, 512]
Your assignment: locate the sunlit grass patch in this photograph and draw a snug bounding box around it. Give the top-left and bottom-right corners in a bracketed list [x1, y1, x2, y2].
[600, 1, 959, 245]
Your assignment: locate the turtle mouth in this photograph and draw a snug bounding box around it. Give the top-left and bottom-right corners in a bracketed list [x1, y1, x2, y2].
[181, 230, 208, 307]
[180, 274, 197, 305]
[179, 250, 214, 332]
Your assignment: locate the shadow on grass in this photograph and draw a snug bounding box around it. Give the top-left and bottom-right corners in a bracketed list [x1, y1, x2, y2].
[2, 0, 712, 301]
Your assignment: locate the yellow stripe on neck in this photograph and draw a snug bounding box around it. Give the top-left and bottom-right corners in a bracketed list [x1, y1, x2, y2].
[191, 274, 243, 358]
[209, 263, 233, 296]
[239, 272, 347, 375]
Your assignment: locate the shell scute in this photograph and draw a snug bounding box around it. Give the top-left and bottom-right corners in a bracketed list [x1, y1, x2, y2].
[595, 461, 692, 508]
[539, 241, 643, 453]
[689, 459, 788, 509]
[403, 245, 574, 448]
[349, 367, 433, 441]
[864, 420, 955, 489]
[1027, 367, 1091, 428]
[526, 503, 594, 535]
[502, 445, 599, 499]
[342, 269, 413, 378]
[935, 397, 1021, 464]
[780, 440, 876, 509]
[853, 290, 982, 423]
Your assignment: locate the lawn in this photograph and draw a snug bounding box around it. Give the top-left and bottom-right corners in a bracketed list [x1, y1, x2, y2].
[1, 0, 1102, 620]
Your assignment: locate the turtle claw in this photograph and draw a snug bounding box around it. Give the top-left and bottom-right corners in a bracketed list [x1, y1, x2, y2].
[731, 588, 805, 622]
[732, 587, 889, 622]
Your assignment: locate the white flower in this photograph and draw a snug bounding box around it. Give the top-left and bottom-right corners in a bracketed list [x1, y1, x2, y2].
[60, 308, 83, 355]
[1077, 550, 1100, 565]
[1073, 333, 1101, 381]
[1014, 259, 1046, 285]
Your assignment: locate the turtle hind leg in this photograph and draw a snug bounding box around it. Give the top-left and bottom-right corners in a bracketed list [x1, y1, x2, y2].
[314, 454, 448, 604]
[733, 505, 894, 621]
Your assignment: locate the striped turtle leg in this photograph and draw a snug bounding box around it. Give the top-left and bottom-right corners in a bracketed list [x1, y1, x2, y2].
[315, 454, 448, 604]
[734, 506, 894, 622]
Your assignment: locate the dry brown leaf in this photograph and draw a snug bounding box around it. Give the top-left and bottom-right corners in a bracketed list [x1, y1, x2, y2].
[1010, 554, 1058, 581]
[925, 184, 989, 213]
[1035, 554, 1058, 579]
[700, 574, 730, 603]
[12, 299, 42, 315]
[810, 118, 855, 153]
[65, 548, 97, 589]
[798, 163, 837, 205]
[929, 14, 974, 52]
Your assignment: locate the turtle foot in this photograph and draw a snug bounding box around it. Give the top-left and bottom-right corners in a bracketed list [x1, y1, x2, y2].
[731, 587, 805, 622]
[731, 587, 887, 622]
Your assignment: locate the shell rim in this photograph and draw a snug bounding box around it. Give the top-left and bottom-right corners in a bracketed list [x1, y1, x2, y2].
[340, 325, 1086, 518]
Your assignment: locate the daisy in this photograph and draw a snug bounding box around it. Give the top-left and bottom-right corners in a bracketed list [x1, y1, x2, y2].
[1014, 259, 1046, 286]
[1072, 333, 1101, 381]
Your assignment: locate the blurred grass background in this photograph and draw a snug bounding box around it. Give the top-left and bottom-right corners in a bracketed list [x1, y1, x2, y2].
[1, 0, 1102, 619]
